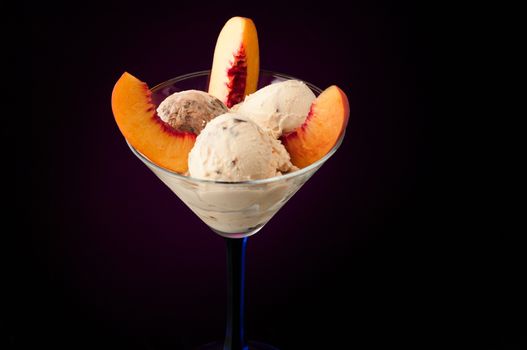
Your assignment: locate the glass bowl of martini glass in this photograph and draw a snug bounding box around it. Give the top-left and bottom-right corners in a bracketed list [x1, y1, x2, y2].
[126, 70, 346, 350]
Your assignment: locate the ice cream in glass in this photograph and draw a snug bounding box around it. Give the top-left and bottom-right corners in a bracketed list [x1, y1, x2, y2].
[111, 16, 349, 350]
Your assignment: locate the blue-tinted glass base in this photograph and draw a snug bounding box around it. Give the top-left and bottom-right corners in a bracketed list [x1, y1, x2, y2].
[197, 340, 279, 350]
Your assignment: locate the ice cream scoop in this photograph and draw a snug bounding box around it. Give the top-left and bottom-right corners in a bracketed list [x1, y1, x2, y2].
[188, 113, 296, 181]
[156, 90, 228, 134]
[232, 80, 316, 138]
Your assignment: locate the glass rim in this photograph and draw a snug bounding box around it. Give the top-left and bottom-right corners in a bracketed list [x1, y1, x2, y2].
[127, 69, 346, 185]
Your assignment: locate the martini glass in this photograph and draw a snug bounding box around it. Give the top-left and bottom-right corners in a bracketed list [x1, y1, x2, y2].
[126, 70, 346, 350]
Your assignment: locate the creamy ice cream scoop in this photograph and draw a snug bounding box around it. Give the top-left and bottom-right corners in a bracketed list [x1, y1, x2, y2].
[232, 80, 316, 138]
[156, 90, 228, 134]
[188, 113, 296, 181]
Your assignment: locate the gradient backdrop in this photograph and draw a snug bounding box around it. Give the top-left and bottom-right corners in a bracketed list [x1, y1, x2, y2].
[17, 1, 426, 349]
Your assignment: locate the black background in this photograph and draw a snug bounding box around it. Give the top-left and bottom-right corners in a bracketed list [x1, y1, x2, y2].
[8, 1, 462, 349]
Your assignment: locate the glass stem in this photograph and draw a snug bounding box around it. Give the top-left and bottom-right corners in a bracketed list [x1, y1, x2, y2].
[224, 237, 248, 350]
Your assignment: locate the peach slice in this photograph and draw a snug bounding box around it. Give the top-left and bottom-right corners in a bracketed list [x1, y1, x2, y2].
[208, 17, 259, 108]
[111, 72, 196, 173]
[281, 86, 350, 168]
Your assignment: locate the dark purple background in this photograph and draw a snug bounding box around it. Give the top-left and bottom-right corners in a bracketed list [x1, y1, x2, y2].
[15, 1, 434, 349]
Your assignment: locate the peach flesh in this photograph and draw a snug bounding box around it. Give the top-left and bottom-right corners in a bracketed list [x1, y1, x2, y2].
[225, 46, 248, 108]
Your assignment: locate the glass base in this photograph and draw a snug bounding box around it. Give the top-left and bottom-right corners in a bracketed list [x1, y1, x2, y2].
[197, 340, 279, 350]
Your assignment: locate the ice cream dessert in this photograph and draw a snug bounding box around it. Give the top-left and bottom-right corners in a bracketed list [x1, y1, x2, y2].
[156, 90, 228, 134]
[188, 113, 296, 181]
[111, 16, 350, 233]
[232, 80, 316, 138]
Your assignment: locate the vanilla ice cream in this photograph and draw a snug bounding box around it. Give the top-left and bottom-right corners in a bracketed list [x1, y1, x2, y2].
[156, 90, 228, 134]
[188, 113, 296, 181]
[232, 80, 316, 138]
